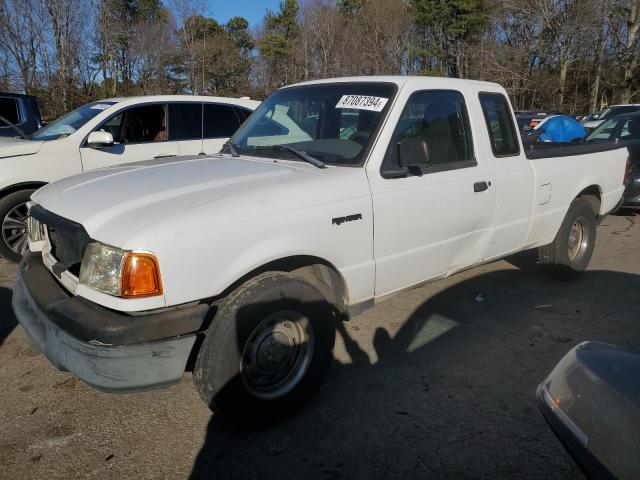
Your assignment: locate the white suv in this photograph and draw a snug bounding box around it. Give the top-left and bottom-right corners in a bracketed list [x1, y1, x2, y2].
[0, 95, 259, 261]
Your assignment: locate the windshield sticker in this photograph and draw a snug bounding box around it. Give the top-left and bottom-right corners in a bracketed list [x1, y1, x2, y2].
[90, 104, 111, 110]
[335, 95, 388, 112]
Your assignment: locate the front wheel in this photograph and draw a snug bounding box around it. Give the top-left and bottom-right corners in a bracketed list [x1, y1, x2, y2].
[193, 272, 335, 422]
[538, 197, 597, 279]
[0, 189, 35, 262]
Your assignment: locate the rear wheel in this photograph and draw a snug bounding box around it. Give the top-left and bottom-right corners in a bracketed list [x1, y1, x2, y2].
[193, 272, 335, 423]
[0, 189, 35, 262]
[537, 197, 597, 279]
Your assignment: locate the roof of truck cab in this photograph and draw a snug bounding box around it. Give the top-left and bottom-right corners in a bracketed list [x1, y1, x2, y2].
[287, 75, 503, 90]
[92, 95, 260, 109]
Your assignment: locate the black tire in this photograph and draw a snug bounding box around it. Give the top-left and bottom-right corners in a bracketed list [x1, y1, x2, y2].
[537, 197, 597, 280]
[193, 272, 336, 423]
[0, 189, 35, 262]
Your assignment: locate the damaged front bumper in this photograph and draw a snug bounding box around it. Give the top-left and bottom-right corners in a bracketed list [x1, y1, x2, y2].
[12, 252, 209, 393]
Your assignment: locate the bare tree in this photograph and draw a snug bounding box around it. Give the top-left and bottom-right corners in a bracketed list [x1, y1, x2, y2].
[0, 0, 46, 94]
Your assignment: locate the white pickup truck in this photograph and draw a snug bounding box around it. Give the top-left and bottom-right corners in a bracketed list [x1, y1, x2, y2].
[13, 76, 629, 421]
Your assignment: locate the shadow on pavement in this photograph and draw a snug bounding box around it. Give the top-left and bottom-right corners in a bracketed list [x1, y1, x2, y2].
[189, 267, 640, 479]
[0, 287, 16, 347]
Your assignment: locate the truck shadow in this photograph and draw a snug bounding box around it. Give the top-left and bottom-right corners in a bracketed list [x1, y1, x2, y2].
[0, 287, 16, 346]
[189, 267, 640, 479]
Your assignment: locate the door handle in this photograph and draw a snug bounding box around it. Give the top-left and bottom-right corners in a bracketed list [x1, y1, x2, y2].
[153, 154, 177, 159]
[474, 181, 491, 193]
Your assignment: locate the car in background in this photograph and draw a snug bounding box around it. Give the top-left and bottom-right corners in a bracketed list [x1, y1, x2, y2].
[0, 92, 42, 137]
[582, 104, 640, 133]
[586, 112, 640, 207]
[515, 111, 558, 133]
[537, 341, 640, 480]
[0, 95, 260, 261]
[580, 111, 602, 125]
[523, 115, 587, 143]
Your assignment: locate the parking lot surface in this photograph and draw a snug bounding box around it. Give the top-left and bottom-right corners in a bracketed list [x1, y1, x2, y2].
[1, 212, 640, 479]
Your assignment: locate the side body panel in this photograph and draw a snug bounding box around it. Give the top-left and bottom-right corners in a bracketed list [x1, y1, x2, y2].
[525, 151, 627, 248]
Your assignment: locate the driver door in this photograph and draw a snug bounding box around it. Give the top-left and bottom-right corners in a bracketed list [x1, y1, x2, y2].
[80, 103, 179, 171]
[369, 89, 496, 296]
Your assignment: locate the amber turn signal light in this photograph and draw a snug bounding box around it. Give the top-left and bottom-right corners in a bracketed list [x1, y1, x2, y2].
[121, 252, 163, 298]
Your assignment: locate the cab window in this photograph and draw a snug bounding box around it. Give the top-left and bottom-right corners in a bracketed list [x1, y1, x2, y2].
[384, 90, 475, 170]
[479, 93, 520, 156]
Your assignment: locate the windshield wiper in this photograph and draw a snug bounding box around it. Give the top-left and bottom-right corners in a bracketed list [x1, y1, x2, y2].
[0, 115, 29, 140]
[257, 144, 326, 169]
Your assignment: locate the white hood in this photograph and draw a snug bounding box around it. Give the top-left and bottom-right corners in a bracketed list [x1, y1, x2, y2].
[0, 136, 44, 158]
[31, 154, 360, 247]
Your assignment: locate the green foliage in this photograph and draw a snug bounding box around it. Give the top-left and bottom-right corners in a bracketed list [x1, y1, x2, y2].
[411, 0, 487, 40]
[410, 0, 487, 76]
[264, 0, 299, 33]
[183, 15, 225, 39]
[104, 0, 166, 24]
[225, 16, 254, 54]
[337, 0, 367, 13]
[260, 0, 299, 59]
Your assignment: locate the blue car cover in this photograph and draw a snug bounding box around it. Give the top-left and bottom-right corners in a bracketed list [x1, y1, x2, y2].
[535, 115, 587, 142]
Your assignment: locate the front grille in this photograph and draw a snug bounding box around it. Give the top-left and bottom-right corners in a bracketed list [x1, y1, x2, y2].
[29, 205, 90, 275]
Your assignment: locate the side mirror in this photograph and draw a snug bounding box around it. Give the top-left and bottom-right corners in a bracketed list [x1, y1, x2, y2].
[397, 137, 430, 169]
[87, 131, 114, 149]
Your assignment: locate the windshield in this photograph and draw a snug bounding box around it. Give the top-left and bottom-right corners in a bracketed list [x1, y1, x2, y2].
[587, 115, 640, 142]
[32, 101, 117, 141]
[228, 82, 396, 166]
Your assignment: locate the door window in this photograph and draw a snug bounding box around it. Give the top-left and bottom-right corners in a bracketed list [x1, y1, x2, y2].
[479, 93, 520, 156]
[101, 104, 168, 144]
[169, 103, 203, 141]
[204, 104, 241, 138]
[0, 97, 20, 125]
[384, 90, 475, 170]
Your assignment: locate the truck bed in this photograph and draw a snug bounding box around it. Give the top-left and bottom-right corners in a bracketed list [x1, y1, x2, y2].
[524, 141, 626, 160]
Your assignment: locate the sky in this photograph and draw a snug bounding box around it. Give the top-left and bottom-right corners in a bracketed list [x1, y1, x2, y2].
[206, 0, 283, 28]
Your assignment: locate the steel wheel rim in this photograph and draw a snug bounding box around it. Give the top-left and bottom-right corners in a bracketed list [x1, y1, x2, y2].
[1, 201, 29, 255]
[240, 310, 314, 400]
[568, 217, 588, 261]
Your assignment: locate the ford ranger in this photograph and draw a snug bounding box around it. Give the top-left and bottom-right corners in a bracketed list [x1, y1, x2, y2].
[12, 76, 630, 420]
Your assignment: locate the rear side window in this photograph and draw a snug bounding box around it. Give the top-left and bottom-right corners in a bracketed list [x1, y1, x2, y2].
[169, 103, 203, 141]
[385, 90, 475, 168]
[479, 93, 520, 156]
[0, 97, 21, 125]
[204, 104, 241, 138]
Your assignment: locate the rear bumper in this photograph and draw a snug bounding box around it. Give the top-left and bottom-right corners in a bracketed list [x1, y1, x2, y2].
[12, 252, 208, 393]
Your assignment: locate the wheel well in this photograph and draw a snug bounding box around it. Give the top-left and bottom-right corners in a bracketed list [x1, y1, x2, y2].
[0, 182, 47, 198]
[576, 185, 601, 215]
[213, 256, 349, 314]
[187, 256, 349, 372]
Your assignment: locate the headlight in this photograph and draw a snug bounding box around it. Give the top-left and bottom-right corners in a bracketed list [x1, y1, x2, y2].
[79, 242, 126, 296]
[79, 242, 163, 298]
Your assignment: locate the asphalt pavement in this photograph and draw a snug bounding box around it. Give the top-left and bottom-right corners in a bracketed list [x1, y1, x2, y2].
[1, 212, 640, 479]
